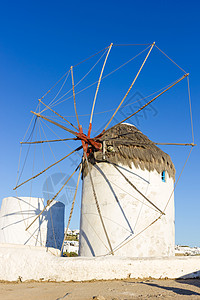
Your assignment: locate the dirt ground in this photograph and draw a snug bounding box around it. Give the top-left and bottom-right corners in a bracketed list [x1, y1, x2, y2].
[0, 278, 200, 300]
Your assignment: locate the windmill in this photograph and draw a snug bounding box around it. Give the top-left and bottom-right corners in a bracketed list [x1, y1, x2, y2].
[12, 42, 195, 257]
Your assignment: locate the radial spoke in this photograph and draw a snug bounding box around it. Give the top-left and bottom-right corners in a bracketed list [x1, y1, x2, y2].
[83, 152, 114, 255]
[13, 145, 82, 190]
[39, 99, 78, 130]
[21, 138, 77, 144]
[71, 66, 80, 128]
[111, 162, 165, 215]
[31, 111, 79, 137]
[25, 163, 81, 231]
[104, 42, 155, 131]
[60, 163, 82, 255]
[88, 43, 113, 136]
[155, 142, 196, 146]
[112, 73, 189, 130]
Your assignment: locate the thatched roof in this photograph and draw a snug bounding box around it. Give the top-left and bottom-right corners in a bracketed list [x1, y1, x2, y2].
[85, 123, 175, 180]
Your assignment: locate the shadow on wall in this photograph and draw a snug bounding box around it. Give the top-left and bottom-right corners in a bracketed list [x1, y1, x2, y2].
[79, 229, 95, 256]
[46, 201, 65, 250]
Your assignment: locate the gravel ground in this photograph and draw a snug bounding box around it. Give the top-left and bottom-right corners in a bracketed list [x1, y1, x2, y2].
[0, 278, 200, 300]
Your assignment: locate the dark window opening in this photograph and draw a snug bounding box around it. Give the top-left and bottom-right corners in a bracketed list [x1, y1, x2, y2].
[161, 171, 166, 182]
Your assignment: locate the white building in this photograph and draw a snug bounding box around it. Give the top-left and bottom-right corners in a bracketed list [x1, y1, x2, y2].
[0, 197, 65, 250]
[63, 240, 79, 254]
[79, 124, 175, 257]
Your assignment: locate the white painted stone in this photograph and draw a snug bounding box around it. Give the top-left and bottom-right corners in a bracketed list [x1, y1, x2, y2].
[79, 162, 174, 257]
[0, 197, 65, 249]
[0, 244, 199, 282]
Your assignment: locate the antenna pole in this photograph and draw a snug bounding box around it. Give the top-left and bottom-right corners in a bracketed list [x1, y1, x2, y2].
[104, 42, 155, 131]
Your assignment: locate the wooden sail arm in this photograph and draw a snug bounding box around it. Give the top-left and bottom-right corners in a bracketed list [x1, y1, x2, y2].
[60, 164, 82, 255]
[111, 163, 165, 215]
[38, 99, 78, 131]
[25, 163, 80, 231]
[21, 138, 78, 144]
[31, 111, 79, 137]
[83, 151, 114, 255]
[88, 43, 113, 137]
[71, 66, 80, 128]
[103, 42, 155, 131]
[13, 145, 82, 190]
[101, 73, 189, 134]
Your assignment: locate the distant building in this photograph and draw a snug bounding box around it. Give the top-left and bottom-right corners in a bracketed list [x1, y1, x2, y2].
[63, 240, 79, 254]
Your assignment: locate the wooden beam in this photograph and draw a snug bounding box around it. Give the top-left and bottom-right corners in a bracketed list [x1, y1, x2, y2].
[31, 111, 79, 137]
[104, 73, 189, 132]
[104, 42, 155, 131]
[71, 66, 80, 128]
[38, 99, 78, 130]
[13, 145, 82, 190]
[25, 164, 80, 231]
[21, 138, 77, 144]
[88, 43, 113, 136]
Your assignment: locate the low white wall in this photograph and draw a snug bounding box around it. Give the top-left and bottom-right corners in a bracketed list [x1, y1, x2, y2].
[0, 244, 199, 282]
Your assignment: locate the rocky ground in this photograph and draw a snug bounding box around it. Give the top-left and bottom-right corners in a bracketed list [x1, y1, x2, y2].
[0, 278, 200, 300]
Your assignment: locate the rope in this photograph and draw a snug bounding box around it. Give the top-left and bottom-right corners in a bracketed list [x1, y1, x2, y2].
[38, 120, 58, 248]
[106, 146, 194, 255]
[84, 153, 114, 255]
[114, 43, 152, 46]
[42, 49, 108, 112]
[47, 70, 70, 108]
[104, 42, 155, 131]
[89, 43, 113, 125]
[39, 99, 78, 130]
[60, 164, 82, 255]
[39, 118, 82, 160]
[49, 45, 152, 110]
[109, 162, 164, 215]
[39, 69, 71, 101]
[155, 45, 187, 74]
[16, 119, 37, 186]
[28, 116, 39, 227]
[105, 73, 188, 131]
[187, 76, 195, 144]
[42, 77, 182, 119]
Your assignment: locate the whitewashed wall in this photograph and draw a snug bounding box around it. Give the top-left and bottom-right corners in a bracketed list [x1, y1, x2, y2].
[79, 162, 174, 257]
[0, 244, 199, 282]
[0, 197, 65, 249]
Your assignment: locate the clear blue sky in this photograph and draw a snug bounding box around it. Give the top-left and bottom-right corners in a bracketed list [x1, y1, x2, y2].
[0, 0, 199, 247]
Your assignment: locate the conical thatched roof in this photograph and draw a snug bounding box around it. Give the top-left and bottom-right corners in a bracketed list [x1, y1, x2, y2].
[90, 123, 175, 181]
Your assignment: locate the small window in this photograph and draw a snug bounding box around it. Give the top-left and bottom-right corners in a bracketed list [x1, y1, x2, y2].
[161, 171, 166, 182]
